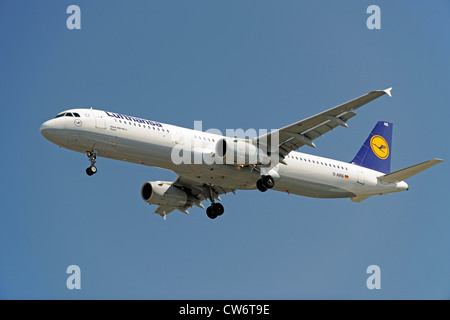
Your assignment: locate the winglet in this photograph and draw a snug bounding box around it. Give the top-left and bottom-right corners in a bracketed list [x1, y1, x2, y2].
[383, 87, 392, 98]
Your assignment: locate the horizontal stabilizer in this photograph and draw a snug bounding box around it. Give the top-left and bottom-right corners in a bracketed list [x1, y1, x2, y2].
[378, 159, 443, 183]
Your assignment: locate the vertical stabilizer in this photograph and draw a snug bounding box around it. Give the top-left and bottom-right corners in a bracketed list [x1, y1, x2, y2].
[351, 121, 393, 174]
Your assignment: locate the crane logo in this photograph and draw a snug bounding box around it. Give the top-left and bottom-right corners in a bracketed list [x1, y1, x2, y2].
[370, 135, 389, 159]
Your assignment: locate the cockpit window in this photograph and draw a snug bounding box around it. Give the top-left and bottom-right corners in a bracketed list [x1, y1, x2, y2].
[55, 112, 80, 118]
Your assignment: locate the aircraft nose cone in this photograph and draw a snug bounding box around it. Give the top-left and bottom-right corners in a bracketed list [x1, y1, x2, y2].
[40, 120, 51, 138]
[40, 119, 62, 142]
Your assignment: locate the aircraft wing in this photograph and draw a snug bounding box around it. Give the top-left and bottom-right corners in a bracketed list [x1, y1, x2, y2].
[254, 88, 392, 158]
[153, 175, 236, 219]
[153, 206, 177, 217]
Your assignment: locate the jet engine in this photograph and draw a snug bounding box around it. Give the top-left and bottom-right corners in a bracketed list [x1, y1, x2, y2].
[215, 138, 270, 165]
[141, 181, 189, 207]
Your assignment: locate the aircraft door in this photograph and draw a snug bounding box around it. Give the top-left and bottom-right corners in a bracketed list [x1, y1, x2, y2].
[92, 109, 106, 129]
[357, 169, 365, 185]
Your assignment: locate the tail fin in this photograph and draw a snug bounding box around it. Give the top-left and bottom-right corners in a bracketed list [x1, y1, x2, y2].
[351, 121, 393, 174]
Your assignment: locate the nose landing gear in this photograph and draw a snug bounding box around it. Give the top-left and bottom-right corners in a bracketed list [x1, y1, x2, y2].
[86, 150, 98, 176]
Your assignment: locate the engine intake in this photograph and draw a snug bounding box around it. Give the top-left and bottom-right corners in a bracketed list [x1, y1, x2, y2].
[215, 138, 270, 165]
[141, 181, 189, 207]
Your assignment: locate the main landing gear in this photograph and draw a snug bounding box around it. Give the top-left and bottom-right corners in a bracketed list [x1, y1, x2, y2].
[256, 175, 275, 192]
[206, 202, 224, 220]
[205, 184, 225, 220]
[86, 150, 98, 176]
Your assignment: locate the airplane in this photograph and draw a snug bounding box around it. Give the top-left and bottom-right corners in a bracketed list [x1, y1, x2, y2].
[40, 88, 443, 220]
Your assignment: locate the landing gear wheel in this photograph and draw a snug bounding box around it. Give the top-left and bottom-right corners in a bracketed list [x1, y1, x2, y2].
[262, 175, 275, 189]
[213, 203, 224, 216]
[86, 150, 98, 176]
[256, 179, 268, 192]
[206, 206, 217, 219]
[86, 166, 97, 176]
[206, 203, 224, 219]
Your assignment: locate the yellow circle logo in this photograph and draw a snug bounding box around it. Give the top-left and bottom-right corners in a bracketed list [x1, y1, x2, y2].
[370, 135, 389, 159]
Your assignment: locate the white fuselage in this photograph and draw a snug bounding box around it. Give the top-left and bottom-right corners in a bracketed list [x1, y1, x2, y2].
[40, 108, 408, 200]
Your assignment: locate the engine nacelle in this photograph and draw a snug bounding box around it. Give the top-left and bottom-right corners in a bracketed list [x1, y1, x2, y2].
[215, 138, 270, 165]
[141, 181, 188, 207]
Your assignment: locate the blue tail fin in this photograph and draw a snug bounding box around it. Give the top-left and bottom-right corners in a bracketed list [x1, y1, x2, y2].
[351, 121, 392, 174]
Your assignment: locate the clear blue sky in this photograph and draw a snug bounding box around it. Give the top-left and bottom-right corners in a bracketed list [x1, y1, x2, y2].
[1, 1, 449, 299]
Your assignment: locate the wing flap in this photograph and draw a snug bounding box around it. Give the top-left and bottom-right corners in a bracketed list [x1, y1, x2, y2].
[351, 195, 372, 202]
[153, 206, 177, 220]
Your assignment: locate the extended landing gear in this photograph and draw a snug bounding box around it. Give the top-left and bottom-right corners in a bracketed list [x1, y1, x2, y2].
[86, 150, 98, 176]
[86, 166, 97, 176]
[206, 202, 224, 220]
[205, 184, 225, 220]
[256, 175, 275, 192]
